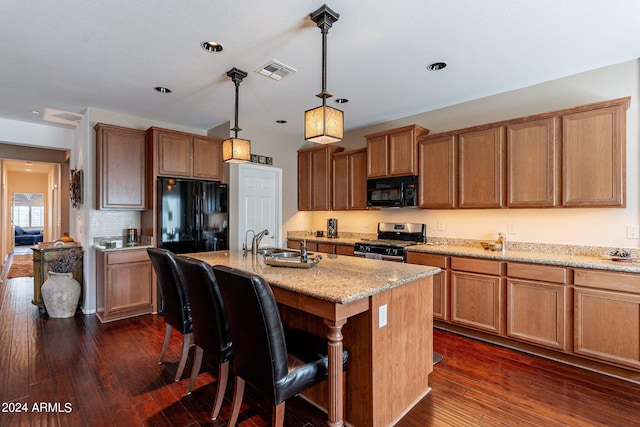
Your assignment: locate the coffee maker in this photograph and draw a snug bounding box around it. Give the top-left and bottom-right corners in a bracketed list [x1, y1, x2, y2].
[327, 218, 338, 238]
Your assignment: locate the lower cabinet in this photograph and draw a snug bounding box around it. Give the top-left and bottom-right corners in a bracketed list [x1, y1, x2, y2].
[574, 269, 640, 369]
[406, 252, 448, 321]
[287, 239, 354, 256]
[507, 263, 569, 350]
[96, 249, 153, 323]
[450, 257, 504, 335]
[406, 251, 640, 374]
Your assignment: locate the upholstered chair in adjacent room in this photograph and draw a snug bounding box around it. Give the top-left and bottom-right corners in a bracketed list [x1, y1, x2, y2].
[212, 265, 348, 427]
[146, 248, 193, 382]
[174, 256, 233, 420]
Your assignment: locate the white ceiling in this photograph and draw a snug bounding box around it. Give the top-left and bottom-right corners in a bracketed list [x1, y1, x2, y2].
[2, 1, 640, 137]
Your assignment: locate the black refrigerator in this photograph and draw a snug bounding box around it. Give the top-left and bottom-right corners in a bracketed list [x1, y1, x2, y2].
[157, 177, 228, 254]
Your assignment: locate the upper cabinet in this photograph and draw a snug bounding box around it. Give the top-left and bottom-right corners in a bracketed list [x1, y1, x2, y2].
[95, 123, 146, 210]
[365, 125, 429, 178]
[146, 127, 223, 181]
[459, 126, 505, 208]
[507, 118, 560, 207]
[562, 102, 627, 207]
[419, 136, 457, 209]
[332, 148, 368, 210]
[298, 145, 344, 211]
[418, 97, 629, 210]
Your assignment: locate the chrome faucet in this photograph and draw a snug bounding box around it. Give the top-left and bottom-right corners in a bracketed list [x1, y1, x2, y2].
[244, 229, 255, 254]
[243, 229, 270, 254]
[252, 229, 269, 254]
[498, 232, 507, 254]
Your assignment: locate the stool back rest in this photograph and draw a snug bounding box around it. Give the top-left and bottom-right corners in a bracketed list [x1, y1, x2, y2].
[212, 265, 288, 401]
[175, 256, 232, 361]
[147, 248, 191, 333]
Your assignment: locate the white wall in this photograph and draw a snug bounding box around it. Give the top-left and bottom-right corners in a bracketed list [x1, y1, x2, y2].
[308, 59, 640, 248]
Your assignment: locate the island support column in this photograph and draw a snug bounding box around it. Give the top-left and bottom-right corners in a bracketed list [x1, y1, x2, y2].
[325, 318, 347, 427]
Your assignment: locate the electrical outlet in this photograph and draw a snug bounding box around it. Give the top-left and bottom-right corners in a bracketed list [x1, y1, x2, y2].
[508, 223, 518, 234]
[378, 305, 387, 328]
[627, 225, 640, 239]
[437, 221, 445, 231]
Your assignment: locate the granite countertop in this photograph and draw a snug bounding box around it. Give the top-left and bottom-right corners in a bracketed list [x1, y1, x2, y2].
[407, 244, 640, 273]
[94, 243, 154, 252]
[187, 250, 440, 304]
[94, 235, 154, 251]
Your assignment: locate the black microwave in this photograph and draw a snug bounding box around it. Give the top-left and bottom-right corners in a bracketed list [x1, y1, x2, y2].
[366, 175, 418, 207]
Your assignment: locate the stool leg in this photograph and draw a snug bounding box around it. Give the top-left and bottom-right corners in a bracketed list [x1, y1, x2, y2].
[175, 332, 192, 382]
[158, 323, 172, 364]
[187, 346, 203, 394]
[210, 360, 230, 420]
[272, 402, 285, 427]
[227, 376, 245, 427]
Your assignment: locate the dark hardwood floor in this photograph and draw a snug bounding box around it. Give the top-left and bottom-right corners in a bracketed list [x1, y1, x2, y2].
[1, 267, 640, 426]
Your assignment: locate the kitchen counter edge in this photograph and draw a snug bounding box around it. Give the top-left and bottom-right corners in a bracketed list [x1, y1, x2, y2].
[407, 245, 640, 273]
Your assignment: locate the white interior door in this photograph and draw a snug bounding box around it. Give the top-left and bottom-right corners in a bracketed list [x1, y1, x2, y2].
[229, 163, 282, 250]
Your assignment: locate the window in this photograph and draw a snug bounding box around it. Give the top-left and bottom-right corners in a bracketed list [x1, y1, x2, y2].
[13, 193, 44, 228]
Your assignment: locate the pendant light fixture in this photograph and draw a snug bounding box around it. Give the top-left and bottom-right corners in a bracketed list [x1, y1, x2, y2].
[223, 67, 251, 163]
[304, 4, 343, 144]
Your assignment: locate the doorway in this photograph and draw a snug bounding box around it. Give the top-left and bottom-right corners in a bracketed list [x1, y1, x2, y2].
[0, 144, 69, 269]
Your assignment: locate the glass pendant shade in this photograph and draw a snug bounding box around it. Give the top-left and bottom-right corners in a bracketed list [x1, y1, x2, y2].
[222, 137, 251, 163]
[305, 4, 342, 144]
[305, 104, 344, 144]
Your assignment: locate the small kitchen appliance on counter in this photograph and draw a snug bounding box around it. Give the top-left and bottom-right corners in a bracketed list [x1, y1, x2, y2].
[327, 218, 338, 238]
[354, 222, 426, 262]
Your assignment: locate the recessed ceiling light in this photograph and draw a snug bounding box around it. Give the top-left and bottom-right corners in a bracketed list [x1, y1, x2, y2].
[201, 41, 223, 53]
[335, 98, 348, 104]
[276, 120, 287, 124]
[427, 62, 447, 71]
[154, 86, 172, 94]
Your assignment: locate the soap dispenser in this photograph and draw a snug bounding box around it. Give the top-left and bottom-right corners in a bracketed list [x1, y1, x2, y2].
[300, 239, 308, 263]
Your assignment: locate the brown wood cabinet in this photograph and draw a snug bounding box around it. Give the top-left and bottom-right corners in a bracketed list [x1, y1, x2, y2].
[450, 257, 504, 334]
[507, 118, 560, 207]
[507, 263, 569, 350]
[574, 269, 640, 369]
[147, 127, 223, 181]
[286, 239, 354, 256]
[332, 148, 367, 210]
[95, 123, 146, 210]
[406, 252, 448, 321]
[459, 126, 505, 208]
[418, 97, 629, 210]
[298, 145, 344, 211]
[365, 125, 429, 178]
[418, 136, 457, 209]
[96, 249, 154, 323]
[562, 101, 627, 207]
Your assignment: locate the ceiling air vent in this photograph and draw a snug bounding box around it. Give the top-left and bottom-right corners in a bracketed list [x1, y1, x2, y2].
[256, 60, 297, 81]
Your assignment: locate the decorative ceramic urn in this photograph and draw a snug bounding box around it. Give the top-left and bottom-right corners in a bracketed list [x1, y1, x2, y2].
[41, 271, 81, 318]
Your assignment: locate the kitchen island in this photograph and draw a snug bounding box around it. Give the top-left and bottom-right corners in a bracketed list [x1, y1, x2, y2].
[188, 250, 440, 427]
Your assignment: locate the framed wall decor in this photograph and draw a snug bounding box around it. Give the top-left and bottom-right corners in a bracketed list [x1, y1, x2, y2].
[70, 169, 83, 208]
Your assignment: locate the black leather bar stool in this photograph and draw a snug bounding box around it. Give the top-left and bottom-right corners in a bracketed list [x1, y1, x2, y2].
[212, 265, 348, 427]
[147, 248, 193, 382]
[174, 256, 233, 420]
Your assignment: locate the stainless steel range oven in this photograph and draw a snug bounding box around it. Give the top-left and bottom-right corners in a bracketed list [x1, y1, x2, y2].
[354, 222, 426, 262]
